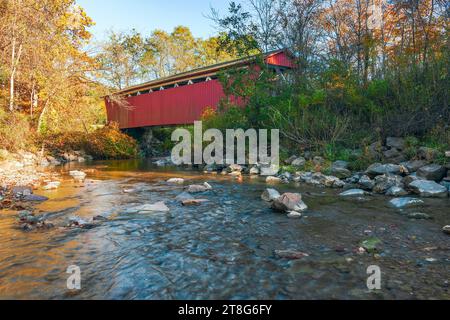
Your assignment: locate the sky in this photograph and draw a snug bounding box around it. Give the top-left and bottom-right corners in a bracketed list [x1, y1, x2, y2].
[76, 0, 231, 41]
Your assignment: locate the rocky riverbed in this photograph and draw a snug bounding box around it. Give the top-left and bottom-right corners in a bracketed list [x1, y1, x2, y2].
[0, 158, 449, 299]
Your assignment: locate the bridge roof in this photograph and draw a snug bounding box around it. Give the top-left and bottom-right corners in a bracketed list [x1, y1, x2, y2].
[110, 49, 294, 96]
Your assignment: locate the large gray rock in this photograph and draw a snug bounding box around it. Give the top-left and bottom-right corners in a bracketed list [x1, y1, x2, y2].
[261, 188, 281, 202]
[271, 193, 308, 212]
[330, 165, 352, 179]
[401, 160, 428, 173]
[260, 164, 280, 176]
[373, 174, 403, 194]
[386, 137, 406, 150]
[332, 160, 349, 169]
[366, 163, 402, 177]
[416, 164, 446, 182]
[291, 157, 306, 168]
[409, 180, 448, 198]
[389, 197, 424, 208]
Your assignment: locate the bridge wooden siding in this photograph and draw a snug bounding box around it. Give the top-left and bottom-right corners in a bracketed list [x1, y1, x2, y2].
[104, 50, 294, 129]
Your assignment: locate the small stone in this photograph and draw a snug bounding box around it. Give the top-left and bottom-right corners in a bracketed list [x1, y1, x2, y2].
[274, 250, 309, 260]
[442, 225, 450, 235]
[446, 151, 450, 158]
[43, 181, 60, 190]
[407, 212, 432, 220]
[186, 182, 212, 193]
[313, 156, 325, 166]
[386, 186, 408, 196]
[23, 194, 49, 202]
[287, 211, 302, 219]
[135, 202, 170, 213]
[261, 188, 281, 202]
[167, 178, 185, 185]
[340, 189, 366, 197]
[93, 215, 108, 222]
[182, 199, 209, 206]
[389, 197, 424, 208]
[69, 170, 87, 181]
[266, 176, 282, 183]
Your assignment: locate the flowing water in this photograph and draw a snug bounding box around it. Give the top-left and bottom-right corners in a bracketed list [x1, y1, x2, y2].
[0, 160, 449, 300]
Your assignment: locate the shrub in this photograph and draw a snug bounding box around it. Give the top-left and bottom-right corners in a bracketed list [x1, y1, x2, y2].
[0, 109, 34, 152]
[39, 123, 139, 160]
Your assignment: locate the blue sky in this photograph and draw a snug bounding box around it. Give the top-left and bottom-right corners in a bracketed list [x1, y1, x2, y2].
[76, 0, 231, 41]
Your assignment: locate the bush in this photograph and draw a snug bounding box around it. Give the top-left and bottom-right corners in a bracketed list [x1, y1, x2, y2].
[0, 109, 34, 152]
[39, 123, 139, 160]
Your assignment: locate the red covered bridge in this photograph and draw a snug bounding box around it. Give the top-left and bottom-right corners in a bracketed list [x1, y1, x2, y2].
[104, 49, 294, 129]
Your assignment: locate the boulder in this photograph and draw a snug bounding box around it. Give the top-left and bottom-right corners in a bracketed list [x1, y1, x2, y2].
[291, 157, 306, 168]
[389, 197, 424, 208]
[401, 160, 428, 173]
[261, 188, 281, 202]
[386, 186, 408, 196]
[446, 151, 450, 158]
[417, 147, 439, 161]
[259, 164, 280, 176]
[340, 189, 367, 197]
[386, 137, 406, 151]
[409, 180, 448, 198]
[373, 174, 403, 194]
[330, 166, 352, 179]
[416, 164, 446, 182]
[271, 193, 308, 212]
[332, 160, 349, 169]
[167, 178, 185, 185]
[358, 175, 375, 190]
[366, 163, 402, 177]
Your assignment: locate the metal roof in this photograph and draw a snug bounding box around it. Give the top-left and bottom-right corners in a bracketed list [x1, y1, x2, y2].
[109, 49, 291, 96]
